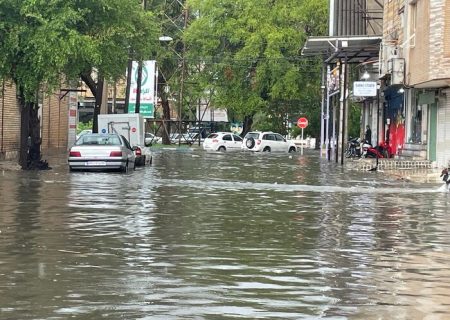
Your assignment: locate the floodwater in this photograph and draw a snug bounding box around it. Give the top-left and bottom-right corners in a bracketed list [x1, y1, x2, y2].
[1, 149, 450, 320]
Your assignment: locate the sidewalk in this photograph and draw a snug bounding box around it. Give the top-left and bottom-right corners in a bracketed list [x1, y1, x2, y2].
[345, 157, 441, 183]
[0, 160, 21, 171]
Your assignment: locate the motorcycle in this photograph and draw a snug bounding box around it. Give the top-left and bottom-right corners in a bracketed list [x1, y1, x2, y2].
[362, 141, 390, 158]
[345, 137, 361, 158]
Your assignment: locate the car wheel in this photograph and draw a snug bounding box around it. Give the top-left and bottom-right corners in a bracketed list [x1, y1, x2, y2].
[289, 147, 296, 153]
[121, 161, 129, 173]
[218, 146, 226, 152]
[245, 138, 255, 149]
[263, 146, 271, 152]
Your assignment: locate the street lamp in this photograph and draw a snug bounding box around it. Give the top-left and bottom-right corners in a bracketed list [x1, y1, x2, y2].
[361, 70, 370, 80]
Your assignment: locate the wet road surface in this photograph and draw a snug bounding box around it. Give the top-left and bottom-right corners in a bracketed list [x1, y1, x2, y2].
[1, 149, 450, 319]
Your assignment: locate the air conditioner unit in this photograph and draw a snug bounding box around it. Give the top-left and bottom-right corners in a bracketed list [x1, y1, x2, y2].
[379, 44, 399, 79]
[388, 58, 405, 85]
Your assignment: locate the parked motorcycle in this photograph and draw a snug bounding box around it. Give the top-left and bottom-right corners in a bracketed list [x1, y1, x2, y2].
[345, 137, 361, 158]
[362, 141, 391, 158]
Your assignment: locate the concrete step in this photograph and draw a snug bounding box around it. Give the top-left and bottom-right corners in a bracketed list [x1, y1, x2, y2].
[346, 158, 433, 171]
[398, 143, 427, 160]
[403, 143, 427, 151]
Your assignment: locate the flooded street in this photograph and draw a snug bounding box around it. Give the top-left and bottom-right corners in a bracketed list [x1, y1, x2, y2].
[1, 149, 450, 319]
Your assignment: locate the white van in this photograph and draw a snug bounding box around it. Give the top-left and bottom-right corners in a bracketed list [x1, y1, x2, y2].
[97, 114, 151, 166]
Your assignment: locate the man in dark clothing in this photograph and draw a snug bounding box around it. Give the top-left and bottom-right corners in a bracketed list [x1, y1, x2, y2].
[440, 168, 450, 187]
[364, 125, 372, 145]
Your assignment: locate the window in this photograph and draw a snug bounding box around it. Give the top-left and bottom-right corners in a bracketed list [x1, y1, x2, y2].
[275, 134, 285, 142]
[263, 134, 276, 141]
[410, 2, 417, 33]
[245, 132, 259, 139]
[223, 135, 232, 141]
[233, 135, 243, 141]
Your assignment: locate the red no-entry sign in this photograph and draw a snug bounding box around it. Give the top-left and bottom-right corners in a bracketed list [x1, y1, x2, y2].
[297, 117, 308, 129]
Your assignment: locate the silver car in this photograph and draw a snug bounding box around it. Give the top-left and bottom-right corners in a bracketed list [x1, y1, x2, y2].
[68, 133, 136, 172]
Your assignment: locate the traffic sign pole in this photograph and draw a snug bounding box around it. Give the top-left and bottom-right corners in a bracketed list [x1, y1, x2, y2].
[301, 128, 304, 155]
[297, 117, 308, 155]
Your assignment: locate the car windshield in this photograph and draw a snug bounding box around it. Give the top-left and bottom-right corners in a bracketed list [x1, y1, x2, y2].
[76, 134, 121, 146]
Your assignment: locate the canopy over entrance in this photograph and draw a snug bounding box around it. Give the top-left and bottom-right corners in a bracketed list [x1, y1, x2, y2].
[301, 35, 382, 63]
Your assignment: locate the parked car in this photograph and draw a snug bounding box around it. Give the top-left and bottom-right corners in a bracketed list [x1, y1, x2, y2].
[144, 133, 162, 146]
[242, 131, 297, 153]
[68, 133, 136, 172]
[203, 132, 243, 151]
[170, 133, 197, 145]
[76, 129, 92, 140]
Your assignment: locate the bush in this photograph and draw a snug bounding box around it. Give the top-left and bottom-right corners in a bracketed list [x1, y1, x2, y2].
[77, 120, 93, 134]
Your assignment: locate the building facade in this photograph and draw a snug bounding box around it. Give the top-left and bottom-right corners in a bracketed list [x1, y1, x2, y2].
[0, 80, 70, 161]
[380, 0, 450, 166]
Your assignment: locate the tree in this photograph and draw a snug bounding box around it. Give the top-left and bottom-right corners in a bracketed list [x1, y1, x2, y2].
[184, 0, 328, 136]
[0, 0, 159, 168]
[146, 0, 189, 144]
[64, 0, 159, 133]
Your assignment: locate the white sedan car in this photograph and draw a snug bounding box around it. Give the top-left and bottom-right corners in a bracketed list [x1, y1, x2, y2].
[242, 131, 297, 152]
[144, 133, 162, 146]
[203, 132, 243, 151]
[68, 133, 136, 172]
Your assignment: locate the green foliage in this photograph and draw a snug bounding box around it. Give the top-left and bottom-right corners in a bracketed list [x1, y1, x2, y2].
[0, 0, 159, 101]
[77, 120, 93, 133]
[184, 0, 328, 137]
[348, 102, 362, 138]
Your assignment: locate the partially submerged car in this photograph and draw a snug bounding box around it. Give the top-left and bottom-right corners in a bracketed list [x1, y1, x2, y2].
[68, 133, 136, 172]
[203, 132, 243, 151]
[242, 131, 297, 153]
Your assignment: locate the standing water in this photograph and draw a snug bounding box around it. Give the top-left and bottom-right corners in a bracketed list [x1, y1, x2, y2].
[0, 150, 449, 319]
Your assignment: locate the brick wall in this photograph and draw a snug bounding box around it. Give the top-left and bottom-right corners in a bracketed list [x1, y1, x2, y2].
[41, 90, 68, 152]
[409, 0, 450, 85]
[0, 80, 69, 160]
[383, 0, 404, 45]
[0, 81, 21, 160]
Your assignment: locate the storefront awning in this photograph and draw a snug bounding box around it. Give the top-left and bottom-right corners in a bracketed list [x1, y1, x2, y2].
[301, 35, 382, 64]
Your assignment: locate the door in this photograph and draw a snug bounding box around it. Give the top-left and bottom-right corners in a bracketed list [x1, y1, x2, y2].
[232, 134, 243, 151]
[275, 134, 286, 152]
[429, 102, 437, 162]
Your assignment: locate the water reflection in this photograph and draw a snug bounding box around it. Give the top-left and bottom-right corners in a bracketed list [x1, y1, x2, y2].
[0, 150, 449, 319]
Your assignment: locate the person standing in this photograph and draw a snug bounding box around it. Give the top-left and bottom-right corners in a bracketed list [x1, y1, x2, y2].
[364, 125, 372, 145]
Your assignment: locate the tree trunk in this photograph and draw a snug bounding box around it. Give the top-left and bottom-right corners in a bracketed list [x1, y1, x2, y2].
[161, 95, 171, 144]
[241, 114, 254, 137]
[18, 90, 50, 170]
[80, 71, 103, 133]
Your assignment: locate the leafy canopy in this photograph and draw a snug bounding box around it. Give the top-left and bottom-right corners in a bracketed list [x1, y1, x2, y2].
[185, 0, 327, 132]
[0, 0, 159, 100]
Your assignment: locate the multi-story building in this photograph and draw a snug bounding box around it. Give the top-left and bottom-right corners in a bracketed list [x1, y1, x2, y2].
[380, 0, 450, 166]
[302, 0, 383, 162]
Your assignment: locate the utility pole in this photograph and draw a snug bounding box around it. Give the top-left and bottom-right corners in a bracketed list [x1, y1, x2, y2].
[135, 0, 146, 114]
[177, 5, 188, 146]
